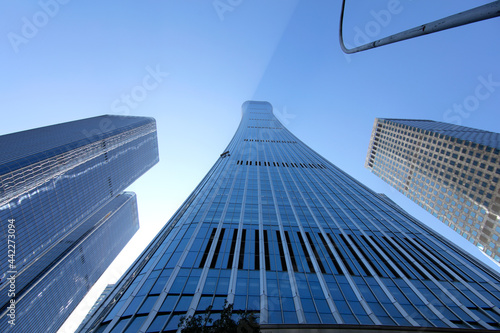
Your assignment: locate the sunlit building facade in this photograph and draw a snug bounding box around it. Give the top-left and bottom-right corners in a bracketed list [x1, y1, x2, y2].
[365, 118, 500, 261]
[82, 103, 500, 332]
[0, 115, 159, 332]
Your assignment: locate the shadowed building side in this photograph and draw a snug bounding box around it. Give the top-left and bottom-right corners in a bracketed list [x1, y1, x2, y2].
[1, 193, 139, 333]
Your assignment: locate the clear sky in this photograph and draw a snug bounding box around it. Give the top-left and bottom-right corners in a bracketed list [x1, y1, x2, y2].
[1, 1, 500, 332]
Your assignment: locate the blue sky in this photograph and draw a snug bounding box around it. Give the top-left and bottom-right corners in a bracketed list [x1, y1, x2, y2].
[1, 1, 500, 331]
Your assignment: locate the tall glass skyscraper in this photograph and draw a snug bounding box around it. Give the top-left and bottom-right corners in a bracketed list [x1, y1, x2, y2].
[81, 103, 500, 332]
[2, 193, 139, 333]
[365, 118, 500, 261]
[0, 115, 159, 332]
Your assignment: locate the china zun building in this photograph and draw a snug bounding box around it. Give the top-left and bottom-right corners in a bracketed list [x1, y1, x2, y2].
[0, 115, 159, 332]
[81, 103, 500, 333]
[365, 119, 500, 262]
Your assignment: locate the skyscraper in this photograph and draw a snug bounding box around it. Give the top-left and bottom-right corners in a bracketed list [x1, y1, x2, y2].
[3, 193, 139, 333]
[81, 103, 500, 332]
[0, 115, 159, 332]
[365, 118, 500, 261]
[78, 284, 117, 332]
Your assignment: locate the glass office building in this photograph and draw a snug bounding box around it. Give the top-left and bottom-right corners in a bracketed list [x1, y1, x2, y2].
[365, 119, 500, 261]
[82, 103, 500, 332]
[1, 192, 139, 333]
[79, 284, 118, 332]
[0, 115, 159, 332]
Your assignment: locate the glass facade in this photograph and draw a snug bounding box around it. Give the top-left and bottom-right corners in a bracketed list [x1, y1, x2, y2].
[79, 284, 118, 331]
[0, 115, 159, 332]
[1, 193, 139, 333]
[366, 118, 500, 261]
[82, 103, 500, 332]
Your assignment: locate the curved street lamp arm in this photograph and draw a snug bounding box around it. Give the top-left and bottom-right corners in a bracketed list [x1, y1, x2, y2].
[339, 0, 500, 54]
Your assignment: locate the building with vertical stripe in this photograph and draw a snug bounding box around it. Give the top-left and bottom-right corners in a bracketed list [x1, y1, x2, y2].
[365, 118, 500, 261]
[0, 115, 159, 332]
[81, 103, 500, 332]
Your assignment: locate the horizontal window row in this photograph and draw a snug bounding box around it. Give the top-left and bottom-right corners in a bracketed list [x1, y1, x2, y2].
[243, 139, 297, 144]
[247, 126, 282, 129]
[235, 160, 326, 169]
